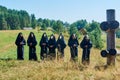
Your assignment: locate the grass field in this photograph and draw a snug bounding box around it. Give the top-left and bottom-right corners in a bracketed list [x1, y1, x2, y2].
[0, 30, 120, 80]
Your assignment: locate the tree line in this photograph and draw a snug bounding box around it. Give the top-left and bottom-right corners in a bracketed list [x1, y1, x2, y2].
[0, 5, 120, 49]
[0, 6, 31, 30]
[0, 5, 68, 31]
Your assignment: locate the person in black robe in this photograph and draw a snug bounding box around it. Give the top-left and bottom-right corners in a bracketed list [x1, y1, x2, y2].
[39, 32, 48, 60]
[48, 34, 57, 59]
[80, 35, 92, 65]
[56, 33, 66, 58]
[27, 32, 37, 61]
[15, 32, 26, 60]
[68, 34, 79, 61]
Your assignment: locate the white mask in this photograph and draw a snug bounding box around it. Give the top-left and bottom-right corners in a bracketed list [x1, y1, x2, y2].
[51, 36, 53, 39]
[59, 36, 62, 39]
[73, 34, 76, 37]
[44, 34, 46, 37]
[85, 35, 89, 39]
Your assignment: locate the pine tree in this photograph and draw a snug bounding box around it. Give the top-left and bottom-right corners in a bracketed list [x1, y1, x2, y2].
[31, 14, 36, 29]
[0, 15, 7, 30]
[87, 21, 103, 49]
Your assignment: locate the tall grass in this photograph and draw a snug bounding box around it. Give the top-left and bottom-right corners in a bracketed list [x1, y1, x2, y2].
[0, 30, 120, 80]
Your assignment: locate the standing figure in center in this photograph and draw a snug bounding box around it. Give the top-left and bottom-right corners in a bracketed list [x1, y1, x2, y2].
[27, 32, 37, 61]
[56, 33, 66, 59]
[39, 32, 48, 60]
[80, 35, 92, 65]
[68, 34, 79, 61]
[48, 34, 57, 60]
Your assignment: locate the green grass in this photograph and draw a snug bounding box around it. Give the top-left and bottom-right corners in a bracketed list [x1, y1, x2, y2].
[0, 30, 53, 60]
[0, 30, 120, 80]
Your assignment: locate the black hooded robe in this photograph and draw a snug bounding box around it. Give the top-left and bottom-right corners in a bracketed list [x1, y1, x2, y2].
[68, 35, 79, 60]
[15, 33, 26, 60]
[27, 33, 37, 61]
[80, 38, 92, 64]
[39, 34, 48, 60]
[56, 36, 66, 57]
[48, 36, 57, 58]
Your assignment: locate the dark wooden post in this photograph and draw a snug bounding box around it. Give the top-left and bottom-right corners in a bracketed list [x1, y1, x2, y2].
[107, 10, 116, 65]
[100, 9, 119, 66]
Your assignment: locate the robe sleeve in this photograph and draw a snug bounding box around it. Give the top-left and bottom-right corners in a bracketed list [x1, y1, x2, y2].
[15, 39, 20, 46]
[88, 41, 92, 49]
[80, 40, 85, 49]
[32, 40, 37, 46]
[27, 38, 31, 46]
[22, 39, 26, 45]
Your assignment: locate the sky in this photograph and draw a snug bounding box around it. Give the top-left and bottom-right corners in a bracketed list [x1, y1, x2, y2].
[0, 0, 120, 23]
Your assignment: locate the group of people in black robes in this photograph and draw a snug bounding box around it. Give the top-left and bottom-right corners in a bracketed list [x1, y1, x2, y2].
[15, 32, 37, 61]
[15, 32, 92, 65]
[40, 33, 67, 60]
[15, 32, 66, 61]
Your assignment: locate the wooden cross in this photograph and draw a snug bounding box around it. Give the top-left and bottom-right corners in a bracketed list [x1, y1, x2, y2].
[100, 9, 119, 66]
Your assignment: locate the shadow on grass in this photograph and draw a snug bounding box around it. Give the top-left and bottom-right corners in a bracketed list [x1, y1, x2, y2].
[0, 58, 15, 61]
[94, 64, 116, 71]
[94, 65, 108, 71]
